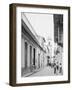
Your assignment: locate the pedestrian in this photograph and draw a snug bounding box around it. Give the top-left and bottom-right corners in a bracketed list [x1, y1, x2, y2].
[47, 56, 50, 66]
[56, 62, 59, 70]
[53, 59, 57, 74]
[54, 64, 56, 74]
[53, 56, 57, 74]
[59, 63, 62, 74]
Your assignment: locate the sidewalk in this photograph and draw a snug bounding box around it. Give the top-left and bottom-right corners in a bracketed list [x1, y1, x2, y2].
[23, 67, 43, 77]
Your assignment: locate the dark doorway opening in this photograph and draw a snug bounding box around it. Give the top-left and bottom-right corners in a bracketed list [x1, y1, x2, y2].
[33, 48, 35, 65]
[25, 42, 28, 68]
[30, 46, 32, 66]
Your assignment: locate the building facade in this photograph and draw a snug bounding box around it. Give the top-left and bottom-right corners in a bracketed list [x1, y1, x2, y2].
[21, 13, 47, 76]
[53, 14, 63, 47]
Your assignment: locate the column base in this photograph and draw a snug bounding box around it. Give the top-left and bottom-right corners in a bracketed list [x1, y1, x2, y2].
[21, 65, 37, 77]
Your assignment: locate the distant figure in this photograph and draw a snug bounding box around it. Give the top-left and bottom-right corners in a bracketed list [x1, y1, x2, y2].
[56, 62, 59, 70]
[53, 57, 57, 74]
[59, 63, 62, 74]
[54, 65, 56, 74]
[47, 56, 50, 66]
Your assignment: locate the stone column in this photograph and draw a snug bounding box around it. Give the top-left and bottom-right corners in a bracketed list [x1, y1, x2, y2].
[21, 35, 25, 69]
[27, 43, 30, 68]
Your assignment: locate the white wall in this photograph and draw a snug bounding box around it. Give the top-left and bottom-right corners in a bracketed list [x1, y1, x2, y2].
[0, 0, 72, 90]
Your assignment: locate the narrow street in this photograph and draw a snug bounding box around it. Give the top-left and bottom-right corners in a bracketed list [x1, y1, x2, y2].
[29, 66, 62, 77]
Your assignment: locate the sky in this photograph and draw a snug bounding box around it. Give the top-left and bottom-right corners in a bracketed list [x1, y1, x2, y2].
[24, 13, 54, 43]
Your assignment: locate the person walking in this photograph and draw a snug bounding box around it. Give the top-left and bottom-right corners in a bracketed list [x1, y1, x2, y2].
[59, 63, 63, 74]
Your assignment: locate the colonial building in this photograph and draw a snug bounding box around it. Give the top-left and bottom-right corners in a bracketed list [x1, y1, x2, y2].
[37, 35, 47, 67]
[53, 14, 63, 47]
[21, 13, 47, 76]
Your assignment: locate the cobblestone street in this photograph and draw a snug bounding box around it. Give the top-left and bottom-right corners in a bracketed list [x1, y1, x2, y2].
[28, 66, 62, 77]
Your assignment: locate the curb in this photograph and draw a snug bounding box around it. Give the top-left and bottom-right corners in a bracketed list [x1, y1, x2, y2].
[24, 68, 43, 77]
